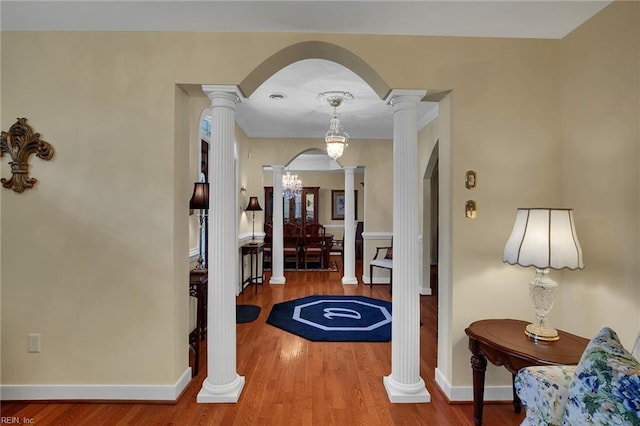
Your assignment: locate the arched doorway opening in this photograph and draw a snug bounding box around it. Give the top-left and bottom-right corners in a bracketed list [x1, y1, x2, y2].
[198, 41, 444, 405]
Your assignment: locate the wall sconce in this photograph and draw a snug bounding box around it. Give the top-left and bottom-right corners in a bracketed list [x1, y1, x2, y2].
[465, 200, 477, 219]
[465, 170, 477, 189]
[1, 117, 55, 193]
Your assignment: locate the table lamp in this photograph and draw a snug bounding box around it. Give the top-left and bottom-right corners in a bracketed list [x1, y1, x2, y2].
[503, 208, 584, 341]
[190, 182, 209, 273]
[245, 196, 262, 242]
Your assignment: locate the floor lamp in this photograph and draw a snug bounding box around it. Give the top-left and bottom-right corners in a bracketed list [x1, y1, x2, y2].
[190, 182, 209, 274]
[245, 196, 263, 242]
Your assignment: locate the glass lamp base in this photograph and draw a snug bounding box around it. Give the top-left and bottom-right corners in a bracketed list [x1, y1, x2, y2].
[526, 269, 560, 341]
[192, 256, 207, 274]
[525, 323, 559, 341]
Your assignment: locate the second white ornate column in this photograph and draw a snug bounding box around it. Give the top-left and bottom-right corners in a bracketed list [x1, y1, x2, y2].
[383, 89, 430, 403]
[270, 166, 286, 284]
[198, 85, 244, 403]
[342, 166, 357, 284]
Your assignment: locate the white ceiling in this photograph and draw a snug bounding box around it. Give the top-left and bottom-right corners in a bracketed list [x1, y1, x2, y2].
[234, 59, 438, 140]
[2, 0, 611, 141]
[1, 1, 610, 39]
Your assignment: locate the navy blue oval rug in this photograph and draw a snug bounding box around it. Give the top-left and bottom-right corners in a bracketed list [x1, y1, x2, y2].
[236, 304, 261, 323]
[266, 295, 391, 342]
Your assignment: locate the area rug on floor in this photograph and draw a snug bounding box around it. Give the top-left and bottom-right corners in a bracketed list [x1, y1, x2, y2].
[266, 295, 391, 342]
[236, 304, 261, 323]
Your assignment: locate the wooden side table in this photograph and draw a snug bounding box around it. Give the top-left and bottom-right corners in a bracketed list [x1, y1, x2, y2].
[465, 319, 589, 425]
[241, 242, 265, 294]
[189, 272, 208, 340]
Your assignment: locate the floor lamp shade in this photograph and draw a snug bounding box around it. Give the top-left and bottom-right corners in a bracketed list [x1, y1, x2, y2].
[503, 208, 584, 341]
[189, 182, 209, 210]
[245, 196, 262, 241]
[245, 196, 262, 212]
[190, 182, 209, 273]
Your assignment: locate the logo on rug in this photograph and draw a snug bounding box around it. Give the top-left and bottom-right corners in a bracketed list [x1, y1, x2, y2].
[293, 299, 391, 331]
[267, 295, 392, 342]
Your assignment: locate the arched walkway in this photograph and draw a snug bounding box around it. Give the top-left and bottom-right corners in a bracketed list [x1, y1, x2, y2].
[198, 41, 436, 404]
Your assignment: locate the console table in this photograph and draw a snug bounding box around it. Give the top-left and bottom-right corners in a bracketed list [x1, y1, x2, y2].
[241, 242, 265, 294]
[465, 318, 588, 425]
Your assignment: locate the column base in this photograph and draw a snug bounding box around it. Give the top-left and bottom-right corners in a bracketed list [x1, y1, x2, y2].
[197, 374, 245, 403]
[383, 375, 431, 403]
[269, 276, 286, 285]
[341, 276, 358, 285]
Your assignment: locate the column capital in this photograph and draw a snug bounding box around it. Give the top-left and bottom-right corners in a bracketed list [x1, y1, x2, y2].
[343, 166, 357, 173]
[385, 89, 427, 107]
[271, 165, 285, 172]
[202, 85, 243, 105]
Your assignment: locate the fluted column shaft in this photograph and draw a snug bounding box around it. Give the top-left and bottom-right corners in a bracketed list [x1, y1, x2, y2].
[342, 166, 357, 284]
[198, 86, 244, 403]
[270, 166, 286, 284]
[384, 90, 430, 403]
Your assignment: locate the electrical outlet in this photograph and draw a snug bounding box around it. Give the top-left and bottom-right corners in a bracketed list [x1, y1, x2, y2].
[28, 333, 41, 353]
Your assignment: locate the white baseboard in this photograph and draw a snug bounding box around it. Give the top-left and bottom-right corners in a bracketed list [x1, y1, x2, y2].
[189, 247, 199, 262]
[434, 367, 514, 402]
[238, 232, 264, 243]
[361, 276, 432, 295]
[361, 274, 391, 285]
[0, 368, 192, 402]
[361, 232, 393, 240]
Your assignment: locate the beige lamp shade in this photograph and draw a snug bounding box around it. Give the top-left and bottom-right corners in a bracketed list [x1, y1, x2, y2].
[503, 208, 584, 270]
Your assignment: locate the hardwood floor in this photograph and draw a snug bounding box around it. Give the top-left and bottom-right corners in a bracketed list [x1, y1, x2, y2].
[1, 260, 525, 425]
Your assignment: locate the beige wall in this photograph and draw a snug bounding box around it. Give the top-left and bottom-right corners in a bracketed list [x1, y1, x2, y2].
[1, 1, 638, 398]
[1, 34, 187, 384]
[558, 1, 640, 342]
[0, 30, 3, 382]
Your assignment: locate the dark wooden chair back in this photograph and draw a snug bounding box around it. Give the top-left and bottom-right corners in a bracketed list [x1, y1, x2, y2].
[304, 223, 325, 237]
[283, 222, 301, 238]
[283, 222, 301, 269]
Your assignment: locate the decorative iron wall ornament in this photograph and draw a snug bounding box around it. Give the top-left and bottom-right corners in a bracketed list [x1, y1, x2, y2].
[0, 118, 54, 193]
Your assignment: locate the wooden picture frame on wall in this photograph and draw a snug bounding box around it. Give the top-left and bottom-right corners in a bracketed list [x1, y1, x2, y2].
[331, 189, 357, 220]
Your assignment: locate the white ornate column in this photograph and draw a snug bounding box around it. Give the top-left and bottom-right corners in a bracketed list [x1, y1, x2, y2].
[342, 166, 357, 284]
[198, 85, 244, 403]
[384, 89, 430, 403]
[270, 166, 286, 284]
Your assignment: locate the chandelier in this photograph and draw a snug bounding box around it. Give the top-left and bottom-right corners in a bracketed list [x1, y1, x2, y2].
[282, 171, 302, 199]
[322, 92, 352, 160]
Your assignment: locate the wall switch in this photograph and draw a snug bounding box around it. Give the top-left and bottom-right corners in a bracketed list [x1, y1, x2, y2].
[28, 333, 41, 353]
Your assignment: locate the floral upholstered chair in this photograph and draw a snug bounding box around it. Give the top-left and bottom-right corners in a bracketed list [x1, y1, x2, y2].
[515, 327, 640, 426]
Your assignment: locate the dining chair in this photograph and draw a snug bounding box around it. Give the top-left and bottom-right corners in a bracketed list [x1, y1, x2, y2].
[283, 222, 301, 270]
[302, 223, 326, 269]
[263, 222, 273, 268]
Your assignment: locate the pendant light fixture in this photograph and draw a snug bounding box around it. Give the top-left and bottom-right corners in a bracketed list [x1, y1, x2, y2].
[321, 92, 353, 160]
